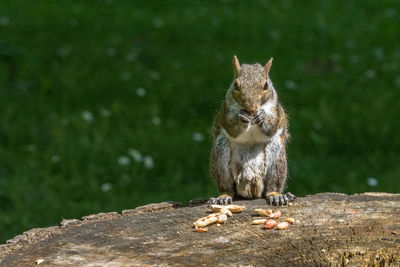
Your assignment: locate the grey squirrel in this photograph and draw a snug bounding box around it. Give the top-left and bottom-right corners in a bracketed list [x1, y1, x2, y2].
[209, 56, 295, 206]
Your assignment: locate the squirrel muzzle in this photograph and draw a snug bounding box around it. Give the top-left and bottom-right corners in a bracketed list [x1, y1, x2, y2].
[246, 104, 258, 115]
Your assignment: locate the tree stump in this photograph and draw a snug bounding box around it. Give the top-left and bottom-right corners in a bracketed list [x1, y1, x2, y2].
[1, 193, 400, 266]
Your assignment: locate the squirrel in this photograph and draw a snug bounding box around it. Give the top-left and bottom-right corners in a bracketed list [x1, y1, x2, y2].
[208, 55, 295, 206]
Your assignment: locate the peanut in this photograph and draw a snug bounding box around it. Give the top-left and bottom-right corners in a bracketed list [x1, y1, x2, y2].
[277, 221, 290, 230]
[255, 208, 273, 217]
[216, 214, 228, 224]
[285, 217, 295, 224]
[270, 210, 281, 219]
[211, 204, 245, 213]
[195, 227, 208, 232]
[219, 207, 233, 217]
[264, 219, 277, 229]
[252, 219, 267, 225]
[193, 214, 219, 228]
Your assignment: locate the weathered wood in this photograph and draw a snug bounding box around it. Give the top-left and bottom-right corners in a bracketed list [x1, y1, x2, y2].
[1, 193, 400, 266]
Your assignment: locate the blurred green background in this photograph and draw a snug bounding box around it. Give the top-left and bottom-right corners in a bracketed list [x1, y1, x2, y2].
[1, 0, 399, 242]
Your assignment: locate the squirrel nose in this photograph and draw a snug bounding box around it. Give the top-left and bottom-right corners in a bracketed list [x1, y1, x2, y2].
[248, 106, 257, 115]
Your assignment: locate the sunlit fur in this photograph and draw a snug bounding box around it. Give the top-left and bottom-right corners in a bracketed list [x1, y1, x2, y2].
[210, 58, 289, 199]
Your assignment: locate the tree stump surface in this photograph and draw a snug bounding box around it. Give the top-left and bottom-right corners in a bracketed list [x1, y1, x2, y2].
[1, 192, 400, 266]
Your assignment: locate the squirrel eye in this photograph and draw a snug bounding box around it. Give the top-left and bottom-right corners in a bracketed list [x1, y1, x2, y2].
[234, 81, 240, 90]
[263, 81, 269, 90]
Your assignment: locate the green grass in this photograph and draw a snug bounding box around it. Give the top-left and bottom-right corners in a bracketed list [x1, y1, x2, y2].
[0, 0, 399, 242]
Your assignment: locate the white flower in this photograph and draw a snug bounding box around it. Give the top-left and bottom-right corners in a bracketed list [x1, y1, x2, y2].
[349, 54, 359, 64]
[384, 8, 396, 18]
[101, 183, 113, 192]
[284, 80, 297, 90]
[211, 17, 220, 27]
[69, 18, 78, 27]
[269, 30, 281, 40]
[345, 39, 354, 49]
[364, 69, 376, 79]
[152, 116, 161, 125]
[153, 18, 163, 28]
[121, 173, 131, 182]
[26, 144, 37, 152]
[100, 108, 111, 117]
[136, 87, 146, 97]
[56, 47, 70, 58]
[106, 48, 116, 57]
[81, 110, 94, 123]
[120, 72, 131, 81]
[149, 71, 161, 80]
[366, 177, 378, 187]
[372, 47, 384, 61]
[394, 76, 400, 87]
[192, 132, 204, 142]
[0, 16, 10, 26]
[330, 53, 341, 62]
[143, 156, 154, 169]
[117, 156, 131, 166]
[51, 155, 60, 163]
[125, 52, 137, 62]
[333, 65, 342, 73]
[173, 61, 182, 69]
[128, 149, 142, 162]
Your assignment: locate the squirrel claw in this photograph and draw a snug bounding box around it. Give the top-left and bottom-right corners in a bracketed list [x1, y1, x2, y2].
[238, 110, 251, 123]
[252, 109, 266, 125]
[286, 192, 296, 201]
[266, 192, 296, 206]
[207, 195, 233, 205]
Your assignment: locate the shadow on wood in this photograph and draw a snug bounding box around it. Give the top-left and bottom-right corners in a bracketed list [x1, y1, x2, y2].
[1, 193, 400, 266]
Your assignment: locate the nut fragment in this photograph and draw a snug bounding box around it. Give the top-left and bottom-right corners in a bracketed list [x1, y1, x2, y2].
[277, 221, 290, 230]
[270, 210, 281, 219]
[267, 191, 281, 197]
[252, 219, 267, 225]
[194, 214, 219, 228]
[216, 214, 228, 224]
[285, 217, 295, 224]
[264, 219, 277, 229]
[211, 204, 245, 213]
[194, 212, 228, 229]
[219, 207, 233, 217]
[35, 258, 45, 265]
[195, 227, 208, 232]
[255, 208, 273, 217]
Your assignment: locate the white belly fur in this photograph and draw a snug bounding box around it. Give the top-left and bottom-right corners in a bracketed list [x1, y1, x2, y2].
[232, 124, 269, 145]
[227, 128, 283, 198]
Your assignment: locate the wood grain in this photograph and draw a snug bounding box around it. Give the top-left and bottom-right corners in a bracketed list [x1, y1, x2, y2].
[1, 194, 399, 266]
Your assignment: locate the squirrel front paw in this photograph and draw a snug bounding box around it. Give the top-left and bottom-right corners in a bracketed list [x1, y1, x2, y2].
[238, 110, 252, 124]
[252, 109, 266, 125]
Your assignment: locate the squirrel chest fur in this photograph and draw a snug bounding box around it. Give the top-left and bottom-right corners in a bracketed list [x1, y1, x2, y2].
[209, 56, 290, 202]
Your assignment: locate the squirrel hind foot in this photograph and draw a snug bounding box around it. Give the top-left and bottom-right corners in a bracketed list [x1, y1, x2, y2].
[265, 192, 296, 206]
[207, 194, 233, 205]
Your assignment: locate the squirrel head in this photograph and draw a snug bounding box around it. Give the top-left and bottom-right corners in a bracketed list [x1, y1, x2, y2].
[231, 55, 274, 115]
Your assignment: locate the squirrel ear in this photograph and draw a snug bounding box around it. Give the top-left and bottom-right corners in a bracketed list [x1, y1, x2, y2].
[233, 55, 241, 77]
[264, 57, 273, 75]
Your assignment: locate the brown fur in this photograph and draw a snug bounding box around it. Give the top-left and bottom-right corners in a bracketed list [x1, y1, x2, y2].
[209, 56, 289, 199]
